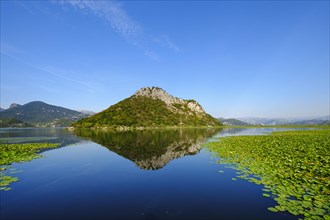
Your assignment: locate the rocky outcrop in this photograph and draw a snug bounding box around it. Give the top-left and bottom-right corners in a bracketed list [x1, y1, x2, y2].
[134, 87, 205, 114]
[186, 100, 204, 114]
[9, 103, 21, 109]
[134, 87, 184, 105]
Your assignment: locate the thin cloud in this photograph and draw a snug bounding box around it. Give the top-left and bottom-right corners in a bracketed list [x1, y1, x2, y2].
[163, 35, 181, 53]
[0, 42, 25, 58]
[144, 49, 160, 62]
[37, 67, 96, 93]
[55, 1, 182, 61]
[56, 0, 142, 41]
[152, 35, 182, 53]
[153, 35, 182, 53]
[0, 50, 15, 59]
[15, 1, 36, 15]
[1, 43, 97, 93]
[39, 85, 61, 94]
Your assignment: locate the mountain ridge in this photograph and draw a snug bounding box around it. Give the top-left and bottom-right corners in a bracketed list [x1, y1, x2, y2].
[0, 101, 88, 127]
[218, 118, 250, 126]
[238, 116, 330, 126]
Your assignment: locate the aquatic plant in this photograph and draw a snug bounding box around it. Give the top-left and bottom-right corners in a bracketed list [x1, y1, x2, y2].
[0, 137, 57, 144]
[207, 130, 330, 220]
[0, 143, 60, 190]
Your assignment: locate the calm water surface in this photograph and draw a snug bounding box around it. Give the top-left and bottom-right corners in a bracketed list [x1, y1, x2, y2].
[0, 128, 306, 220]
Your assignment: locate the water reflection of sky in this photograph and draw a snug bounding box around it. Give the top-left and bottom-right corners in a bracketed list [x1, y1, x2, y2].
[0, 127, 304, 220]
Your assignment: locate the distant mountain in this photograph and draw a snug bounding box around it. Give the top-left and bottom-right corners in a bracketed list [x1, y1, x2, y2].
[238, 117, 290, 126]
[0, 101, 88, 127]
[291, 119, 330, 126]
[73, 87, 222, 129]
[314, 115, 330, 121]
[218, 118, 250, 126]
[238, 116, 330, 126]
[79, 110, 96, 116]
[0, 107, 5, 112]
[321, 120, 330, 125]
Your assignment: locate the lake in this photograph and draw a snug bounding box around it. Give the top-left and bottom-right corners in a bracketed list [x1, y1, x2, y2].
[0, 127, 306, 220]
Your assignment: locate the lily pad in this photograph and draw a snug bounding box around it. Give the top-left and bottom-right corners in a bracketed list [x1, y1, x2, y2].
[207, 129, 330, 219]
[0, 142, 60, 190]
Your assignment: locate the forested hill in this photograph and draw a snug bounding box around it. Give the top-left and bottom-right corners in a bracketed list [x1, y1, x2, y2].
[73, 87, 221, 129]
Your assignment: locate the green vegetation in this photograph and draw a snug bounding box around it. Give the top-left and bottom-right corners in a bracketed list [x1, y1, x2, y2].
[0, 118, 34, 128]
[0, 175, 19, 191]
[207, 130, 330, 219]
[0, 142, 60, 190]
[73, 96, 221, 128]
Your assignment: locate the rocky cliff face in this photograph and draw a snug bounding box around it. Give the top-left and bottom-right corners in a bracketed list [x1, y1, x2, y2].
[9, 103, 22, 109]
[135, 87, 184, 105]
[134, 87, 205, 114]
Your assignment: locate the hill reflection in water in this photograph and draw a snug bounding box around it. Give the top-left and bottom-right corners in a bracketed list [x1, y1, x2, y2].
[74, 128, 221, 170]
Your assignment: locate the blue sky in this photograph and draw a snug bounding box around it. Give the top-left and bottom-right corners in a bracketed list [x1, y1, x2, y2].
[1, 0, 329, 118]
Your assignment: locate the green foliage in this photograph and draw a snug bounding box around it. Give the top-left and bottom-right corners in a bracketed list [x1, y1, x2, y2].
[0, 175, 19, 191]
[0, 118, 33, 128]
[0, 143, 60, 166]
[73, 96, 221, 128]
[0, 142, 60, 190]
[262, 193, 271, 197]
[207, 130, 330, 219]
